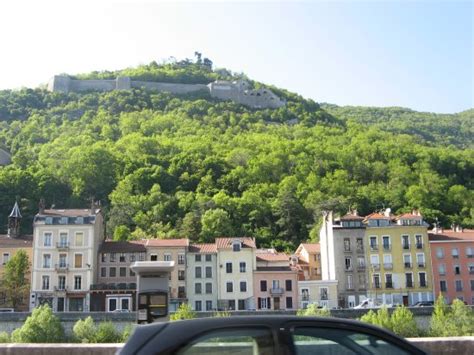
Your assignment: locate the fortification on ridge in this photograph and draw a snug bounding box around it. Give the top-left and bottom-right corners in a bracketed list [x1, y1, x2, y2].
[48, 76, 285, 109]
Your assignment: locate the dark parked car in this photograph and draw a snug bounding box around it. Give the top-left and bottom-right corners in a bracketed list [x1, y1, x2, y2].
[119, 316, 427, 355]
[412, 301, 434, 307]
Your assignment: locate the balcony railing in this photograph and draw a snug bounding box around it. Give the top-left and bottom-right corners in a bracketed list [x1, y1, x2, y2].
[416, 243, 423, 249]
[383, 263, 393, 270]
[370, 245, 378, 251]
[418, 262, 426, 268]
[404, 262, 412, 268]
[385, 282, 393, 289]
[371, 263, 380, 270]
[301, 295, 309, 301]
[54, 264, 69, 272]
[56, 242, 69, 250]
[406, 282, 413, 288]
[402, 244, 410, 250]
[382, 244, 391, 251]
[54, 286, 68, 292]
[357, 264, 366, 270]
[90, 283, 137, 291]
[270, 287, 285, 296]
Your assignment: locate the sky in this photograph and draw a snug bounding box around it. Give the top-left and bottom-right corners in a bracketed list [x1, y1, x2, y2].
[0, 0, 472, 113]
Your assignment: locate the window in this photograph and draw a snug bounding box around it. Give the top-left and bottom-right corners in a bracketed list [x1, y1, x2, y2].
[58, 276, 66, 290]
[69, 298, 84, 312]
[195, 254, 201, 262]
[239, 262, 246, 273]
[370, 255, 379, 269]
[467, 247, 474, 258]
[272, 280, 280, 290]
[440, 280, 447, 292]
[175, 328, 274, 354]
[417, 253, 425, 267]
[205, 254, 212, 262]
[164, 254, 171, 261]
[260, 297, 268, 309]
[57, 298, 65, 312]
[469, 264, 474, 274]
[121, 298, 130, 311]
[74, 276, 82, 290]
[76, 217, 84, 224]
[59, 233, 68, 247]
[108, 298, 116, 312]
[130, 269, 135, 277]
[373, 274, 380, 288]
[129, 253, 136, 262]
[43, 254, 51, 268]
[74, 254, 82, 268]
[357, 257, 365, 268]
[402, 235, 410, 249]
[75, 232, 84, 247]
[178, 270, 185, 281]
[415, 235, 423, 249]
[195, 266, 202, 278]
[205, 300, 212, 311]
[195, 301, 202, 311]
[42, 276, 50, 290]
[356, 238, 364, 252]
[438, 264, 446, 275]
[470, 280, 474, 291]
[240, 281, 247, 292]
[260, 280, 267, 292]
[238, 300, 246, 310]
[347, 274, 353, 289]
[205, 282, 212, 294]
[101, 253, 106, 262]
[2, 253, 10, 265]
[226, 282, 233, 293]
[109, 267, 116, 277]
[110, 253, 116, 262]
[101, 267, 106, 277]
[45, 217, 53, 224]
[178, 254, 185, 265]
[43, 233, 52, 247]
[232, 242, 241, 252]
[358, 274, 366, 288]
[344, 238, 351, 251]
[119, 253, 126, 262]
[286, 297, 293, 309]
[419, 272, 427, 287]
[150, 254, 158, 261]
[452, 248, 459, 258]
[345, 257, 352, 271]
[454, 265, 461, 275]
[178, 286, 186, 298]
[301, 289, 309, 301]
[403, 254, 412, 268]
[455, 280, 463, 292]
[285, 280, 292, 291]
[436, 247, 444, 258]
[226, 262, 232, 273]
[369, 236, 378, 250]
[138, 253, 145, 261]
[60, 217, 68, 224]
[382, 236, 391, 250]
[228, 300, 235, 310]
[195, 283, 202, 294]
[383, 254, 392, 269]
[385, 274, 393, 288]
[205, 266, 212, 278]
[120, 267, 126, 277]
[320, 287, 328, 300]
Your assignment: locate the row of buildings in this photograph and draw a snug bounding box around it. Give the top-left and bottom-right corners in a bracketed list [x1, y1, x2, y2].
[0, 203, 473, 313]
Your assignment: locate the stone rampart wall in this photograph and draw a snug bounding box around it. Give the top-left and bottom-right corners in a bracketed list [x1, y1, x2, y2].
[131, 81, 208, 94]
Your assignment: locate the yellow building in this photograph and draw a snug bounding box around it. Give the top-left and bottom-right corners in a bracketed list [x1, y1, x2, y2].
[293, 243, 322, 280]
[364, 210, 434, 306]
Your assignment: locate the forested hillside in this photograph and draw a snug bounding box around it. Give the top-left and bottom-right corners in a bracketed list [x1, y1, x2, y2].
[0, 60, 472, 250]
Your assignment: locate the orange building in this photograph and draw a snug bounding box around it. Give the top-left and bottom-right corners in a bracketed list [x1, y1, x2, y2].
[429, 228, 474, 304]
[293, 243, 321, 280]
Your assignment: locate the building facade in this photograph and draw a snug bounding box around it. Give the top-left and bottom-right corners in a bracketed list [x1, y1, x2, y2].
[186, 243, 218, 312]
[364, 211, 434, 306]
[429, 228, 474, 305]
[216, 237, 256, 311]
[320, 211, 368, 308]
[298, 280, 339, 309]
[293, 243, 322, 281]
[145, 238, 188, 312]
[90, 241, 146, 311]
[30, 206, 104, 312]
[254, 249, 298, 311]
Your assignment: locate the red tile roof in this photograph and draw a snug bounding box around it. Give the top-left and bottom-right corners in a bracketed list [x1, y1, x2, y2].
[189, 243, 217, 253]
[429, 229, 474, 242]
[340, 213, 365, 221]
[215, 237, 256, 249]
[300, 243, 320, 253]
[41, 209, 99, 217]
[146, 238, 189, 247]
[0, 235, 33, 248]
[364, 212, 391, 220]
[396, 213, 422, 220]
[256, 250, 289, 262]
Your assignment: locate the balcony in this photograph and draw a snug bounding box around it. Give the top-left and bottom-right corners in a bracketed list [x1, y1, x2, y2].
[177, 292, 187, 299]
[416, 243, 423, 249]
[404, 262, 412, 269]
[54, 286, 68, 292]
[370, 245, 378, 251]
[420, 282, 427, 288]
[406, 282, 413, 288]
[385, 282, 393, 289]
[357, 264, 366, 271]
[417, 262, 426, 268]
[344, 248, 351, 253]
[383, 263, 393, 270]
[402, 244, 410, 250]
[270, 287, 285, 296]
[382, 244, 391, 251]
[371, 263, 380, 270]
[54, 264, 69, 272]
[301, 295, 309, 301]
[90, 283, 137, 291]
[56, 242, 69, 250]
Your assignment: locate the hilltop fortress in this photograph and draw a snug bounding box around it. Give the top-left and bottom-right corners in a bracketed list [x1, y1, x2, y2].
[48, 76, 285, 109]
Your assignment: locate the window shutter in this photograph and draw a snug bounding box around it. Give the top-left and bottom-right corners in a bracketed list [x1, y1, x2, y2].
[258, 297, 261, 309]
[267, 297, 271, 309]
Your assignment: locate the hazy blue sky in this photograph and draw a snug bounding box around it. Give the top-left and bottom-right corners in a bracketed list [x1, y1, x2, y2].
[0, 0, 472, 113]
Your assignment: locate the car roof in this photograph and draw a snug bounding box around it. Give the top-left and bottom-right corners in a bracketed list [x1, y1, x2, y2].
[120, 316, 427, 355]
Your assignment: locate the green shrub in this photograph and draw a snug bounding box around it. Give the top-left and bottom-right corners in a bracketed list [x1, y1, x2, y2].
[297, 304, 331, 317]
[95, 321, 122, 343]
[170, 303, 196, 321]
[121, 324, 134, 342]
[390, 306, 420, 337]
[430, 295, 474, 336]
[213, 310, 231, 317]
[11, 304, 65, 343]
[0, 331, 10, 343]
[73, 316, 96, 343]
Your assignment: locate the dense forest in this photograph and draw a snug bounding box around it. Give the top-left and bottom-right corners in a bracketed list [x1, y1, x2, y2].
[0, 57, 472, 250]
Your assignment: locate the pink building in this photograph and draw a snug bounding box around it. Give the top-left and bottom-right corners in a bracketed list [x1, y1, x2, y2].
[253, 249, 298, 310]
[429, 228, 474, 304]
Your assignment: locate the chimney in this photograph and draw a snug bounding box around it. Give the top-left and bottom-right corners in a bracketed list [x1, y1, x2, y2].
[38, 198, 45, 214]
[384, 208, 391, 217]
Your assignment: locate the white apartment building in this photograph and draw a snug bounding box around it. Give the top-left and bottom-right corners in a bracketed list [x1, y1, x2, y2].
[186, 243, 218, 312]
[30, 206, 104, 312]
[216, 237, 256, 311]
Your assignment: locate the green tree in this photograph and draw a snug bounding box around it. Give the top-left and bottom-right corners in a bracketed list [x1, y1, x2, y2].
[95, 322, 122, 343]
[11, 304, 65, 343]
[170, 303, 196, 321]
[297, 304, 331, 317]
[113, 225, 131, 242]
[430, 295, 474, 336]
[73, 316, 96, 343]
[2, 250, 30, 309]
[390, 306, 419, 337]
[0, 332, 10, 343]
[200, 208, 234, 242]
